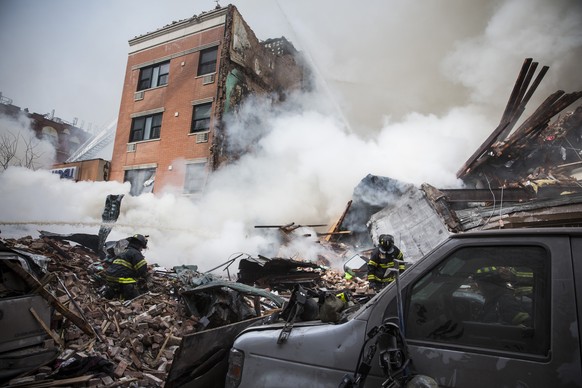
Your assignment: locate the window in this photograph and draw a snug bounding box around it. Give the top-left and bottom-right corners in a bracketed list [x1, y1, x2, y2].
[130, 113, 163, 142]
[197, 47, 218, 76]
[42, 126, 58, 145]
[68, 136, 80, 152]
[137, 61, 170, 91]
[184, 162, 207, 194]
[124, 168, 156, 196]
[405, 245, 550, 356]
[191, 103, 212, 133]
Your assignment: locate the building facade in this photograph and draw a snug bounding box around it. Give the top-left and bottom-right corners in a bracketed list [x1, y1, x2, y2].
[0, 95, 91, 165]
[110, 5, 309, 196]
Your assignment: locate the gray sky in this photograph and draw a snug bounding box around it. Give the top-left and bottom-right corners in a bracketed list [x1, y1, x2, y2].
[0, 0, 323, 133]
[0, 0, 231, 131]
[1, 0, 580, 136]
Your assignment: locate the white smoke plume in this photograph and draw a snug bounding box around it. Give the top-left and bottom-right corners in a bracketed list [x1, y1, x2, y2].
[272, 0, 582, 132]
[0, 113, 56, 170]
[0, 0, 580, 272]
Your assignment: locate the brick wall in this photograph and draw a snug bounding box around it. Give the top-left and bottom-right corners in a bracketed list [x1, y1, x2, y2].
[110, 5, 309, 195]
[110, 20, 225, 193]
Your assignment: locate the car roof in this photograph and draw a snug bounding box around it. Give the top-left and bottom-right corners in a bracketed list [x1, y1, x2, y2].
[451, 227, 582, 239]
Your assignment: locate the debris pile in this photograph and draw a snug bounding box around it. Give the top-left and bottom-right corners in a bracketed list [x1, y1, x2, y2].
[1, 236, 187, 387]
[0, 234, 369, 387]
[328, 58, 582, 261]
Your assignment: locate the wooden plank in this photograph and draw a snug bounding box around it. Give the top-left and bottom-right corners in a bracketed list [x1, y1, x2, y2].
[29, 307, 62, 347]
[461, 58, 535, 175]
[56, 275, 105, 343]
[456, 121, 510, 178]
[498, 64, 549, 140]
[8, 374, 95, 388]
[5, 260, 95, 338]
[154, 329, 173, 364]
[324, 200, 352, 242]
[457, 58, 553, 179]
[500, 91, 581, 154]
[422, 183, 462, 232]
[499, 58, 533, 126]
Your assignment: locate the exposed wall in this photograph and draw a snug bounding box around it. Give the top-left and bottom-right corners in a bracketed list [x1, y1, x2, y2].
[212, 6, 310, 168]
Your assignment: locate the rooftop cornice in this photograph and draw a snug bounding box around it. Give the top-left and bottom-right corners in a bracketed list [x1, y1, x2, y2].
[129, 7, 229, 47]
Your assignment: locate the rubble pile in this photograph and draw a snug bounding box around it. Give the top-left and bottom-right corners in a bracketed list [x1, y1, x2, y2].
[0, 235, 367, 387]
[1, 236, 190, 387]
[319, 267, 369, 294]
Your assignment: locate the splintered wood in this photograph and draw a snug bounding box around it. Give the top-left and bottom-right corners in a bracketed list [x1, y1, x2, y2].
[1, 235, 367, 387]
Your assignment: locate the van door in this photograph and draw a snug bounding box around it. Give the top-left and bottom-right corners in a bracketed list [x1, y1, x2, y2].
[571, 235, 582, 370]
[389, 235, 582, 388]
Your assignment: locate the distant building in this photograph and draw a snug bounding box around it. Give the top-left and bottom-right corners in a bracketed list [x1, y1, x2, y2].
[109, 4, 310, 196]
[50, 158, 111, 182]
[0, 94, 91, 164]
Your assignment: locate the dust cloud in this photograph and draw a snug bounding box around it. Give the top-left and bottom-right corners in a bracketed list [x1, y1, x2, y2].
[0, 113, 56, 170]
[271, 0, 582, 133]
[1, 0, 581, 271]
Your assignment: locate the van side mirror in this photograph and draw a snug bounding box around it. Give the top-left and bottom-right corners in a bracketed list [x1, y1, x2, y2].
[341, 318, 439, 387]
[376, 320, 439, 387]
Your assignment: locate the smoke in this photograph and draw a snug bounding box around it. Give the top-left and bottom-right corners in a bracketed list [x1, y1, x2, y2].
[0, 167, 127, 224]
[1, 0, 581, 272]
[442, 0, 582, 107]
[0, 113, 56, 170]
[269, 0, 582, 133]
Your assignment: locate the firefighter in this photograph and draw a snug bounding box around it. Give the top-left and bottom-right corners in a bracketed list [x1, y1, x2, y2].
[474, 267, 531, 326]
[367, 234, 405, 291]
[103, 234, 149, 300]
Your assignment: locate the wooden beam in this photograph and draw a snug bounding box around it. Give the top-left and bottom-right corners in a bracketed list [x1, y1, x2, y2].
[498, 64, 549, 140]
[30, 307, 62, 347]
[456, 58, 554, 179]
[13, 374, 96, 388]
[5, 260, 95, 338]
[324, 200, 352, 242]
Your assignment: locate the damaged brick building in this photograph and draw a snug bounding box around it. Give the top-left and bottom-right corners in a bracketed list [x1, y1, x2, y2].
[0, 95, 91, 165]
[109, 4, 310, 195]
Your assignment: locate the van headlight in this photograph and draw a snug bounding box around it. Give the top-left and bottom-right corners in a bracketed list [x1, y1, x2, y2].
[225, 348, 244, 388]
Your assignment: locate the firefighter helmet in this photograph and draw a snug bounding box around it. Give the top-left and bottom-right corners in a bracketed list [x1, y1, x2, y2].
[378, 234, 394, 252]
[130, 234, 148, 249]
[474, 266, 506, 284]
